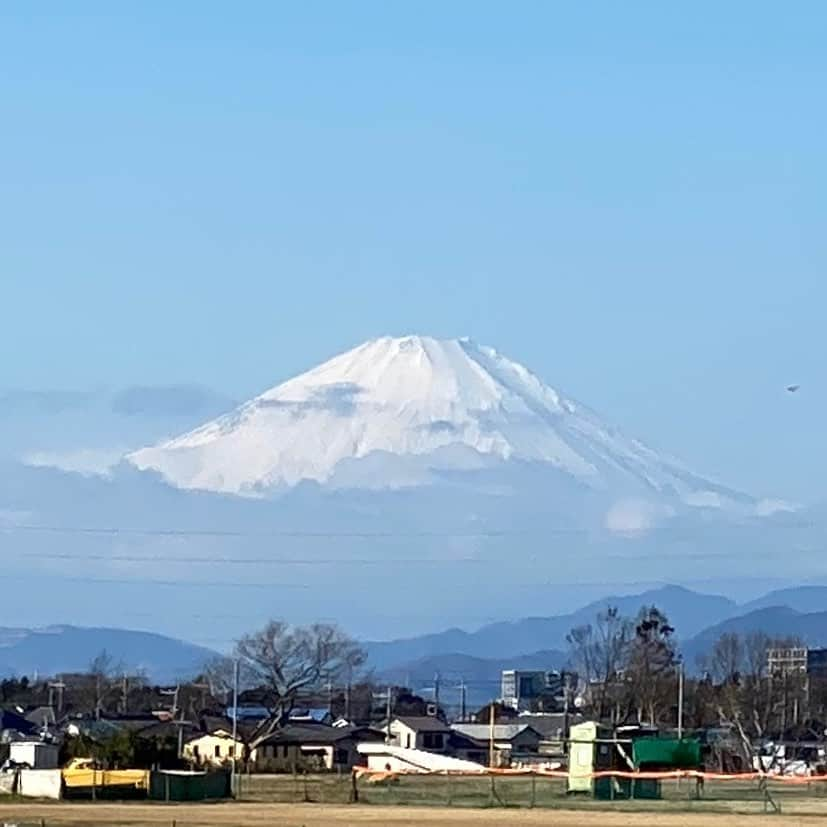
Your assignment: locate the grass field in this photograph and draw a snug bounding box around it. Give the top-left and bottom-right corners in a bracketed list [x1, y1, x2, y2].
[236, 771, 827, 814]
[4, 773, 827, 826]
[1, 802, 826, 827]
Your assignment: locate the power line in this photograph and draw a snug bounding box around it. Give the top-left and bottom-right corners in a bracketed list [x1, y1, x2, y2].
[2, 524, 576, 538]
[0, 573, 310, 589]
[3, 520, 819, 542]
[8, 551, 488, 565]
[7, 544, 827, 566]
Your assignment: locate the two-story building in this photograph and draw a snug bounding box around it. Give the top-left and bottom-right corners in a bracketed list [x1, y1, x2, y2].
[386, 716, 451, 753]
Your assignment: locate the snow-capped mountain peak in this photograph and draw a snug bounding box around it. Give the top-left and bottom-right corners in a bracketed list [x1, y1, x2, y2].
[127, 336, 747, 507]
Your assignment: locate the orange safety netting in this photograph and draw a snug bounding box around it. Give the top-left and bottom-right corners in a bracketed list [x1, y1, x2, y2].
[354, 766, 827, 784]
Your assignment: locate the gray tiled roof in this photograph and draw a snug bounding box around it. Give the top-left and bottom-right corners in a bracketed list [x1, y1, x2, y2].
[451, 723, 538, 741]
[392, 716, 451, 733]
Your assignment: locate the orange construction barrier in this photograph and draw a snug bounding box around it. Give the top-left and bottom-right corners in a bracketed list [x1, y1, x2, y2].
[353, 766, 827, 784]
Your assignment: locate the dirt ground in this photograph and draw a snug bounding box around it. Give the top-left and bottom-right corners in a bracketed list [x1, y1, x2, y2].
[0, 802, 822, 827]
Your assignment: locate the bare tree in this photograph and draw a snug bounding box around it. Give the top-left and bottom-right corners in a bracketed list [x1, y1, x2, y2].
[706, 631, 807, 772]
[234, 621, 365, 750]
[202, 656, 254, 703]
[708, 632, 744, 685]
[567, 606, 632, 722]
[86, 650, 121, 720]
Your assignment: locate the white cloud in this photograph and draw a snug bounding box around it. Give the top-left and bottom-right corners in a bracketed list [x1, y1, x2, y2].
[682, 491, 724, 509]
[754, 498, 798, 517]
[605, 498, 673, 536]
[23, 448, 125, 476]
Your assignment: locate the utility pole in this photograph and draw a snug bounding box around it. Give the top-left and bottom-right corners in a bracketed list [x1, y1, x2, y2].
[121, 675, 128, 715]
[677, 659, 684, 740]
[433, 672, 440, 710]
[344, 681, 351, 722]
[159, 685, 184, 757]
[458, 680, 467, 723]
[48, 680, 66, 714]
[372, 688, 394, 743]
[231, 659, 239, 798]
[160, 685, 180, 718]
[488, 702, 495, 768]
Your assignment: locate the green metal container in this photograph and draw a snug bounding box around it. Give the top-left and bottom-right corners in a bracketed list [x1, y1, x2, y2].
[633, 778, 662, 799]
[148, 770, 231, 801]
[633, 737, 701, 769]
[594, 776, 632, 800]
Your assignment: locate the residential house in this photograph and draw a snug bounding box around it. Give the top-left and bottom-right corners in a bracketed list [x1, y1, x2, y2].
[255, 723, 384, 772]
[516, 712, 584, 763]
[450, 723, 542, 766]
[446, 730, 489, 766]
[516, 712, 583, 742]
[25, 706, 57, 731]
[184, 728, 251, 767]
[64, 715, 198, 769]
[386, 716, 451, 753]
[288, 707, 332, 725]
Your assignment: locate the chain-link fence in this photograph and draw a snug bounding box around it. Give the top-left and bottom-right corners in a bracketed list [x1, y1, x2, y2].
[4, 771, 827, 821]
[235, 769, 827, 815]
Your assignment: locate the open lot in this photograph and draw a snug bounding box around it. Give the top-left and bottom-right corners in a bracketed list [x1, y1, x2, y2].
[1, 802, 826, 827]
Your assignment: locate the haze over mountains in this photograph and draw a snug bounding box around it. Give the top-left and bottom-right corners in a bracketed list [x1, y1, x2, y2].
[0, 625, 216, 684]
[370, 584, 827, 706]
[1, 336, 823, 643]
[3, 584, 827, 698]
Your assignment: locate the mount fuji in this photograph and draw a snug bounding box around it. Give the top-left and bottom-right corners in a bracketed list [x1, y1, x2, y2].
[128, 336, 755, 516]
[3, 336, 811, 639]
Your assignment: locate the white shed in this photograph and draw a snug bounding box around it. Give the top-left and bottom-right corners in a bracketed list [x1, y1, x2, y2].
[9, 741, 60, 770]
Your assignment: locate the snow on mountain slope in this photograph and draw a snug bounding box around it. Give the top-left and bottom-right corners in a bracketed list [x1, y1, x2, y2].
[127, 336, 750, 506]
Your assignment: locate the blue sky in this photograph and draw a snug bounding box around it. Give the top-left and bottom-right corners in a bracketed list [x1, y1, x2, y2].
[1, 1, 825, 501]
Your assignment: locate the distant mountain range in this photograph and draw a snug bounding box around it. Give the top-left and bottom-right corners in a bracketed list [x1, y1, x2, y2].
[0, 626, 217, 684]
[681, 606, 827, 667]
[366, 585, 737, 671]
[1, 584, 826, 696]
[367, 585, 827, 702]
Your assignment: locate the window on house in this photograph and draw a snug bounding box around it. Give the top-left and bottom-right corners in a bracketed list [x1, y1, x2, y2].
[229, 746, 235, 757]
[215, 745, 221, 757]
[193, 745, 200, 757]
[422, 733, 443, 750]
[406, 733, 411, 748]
